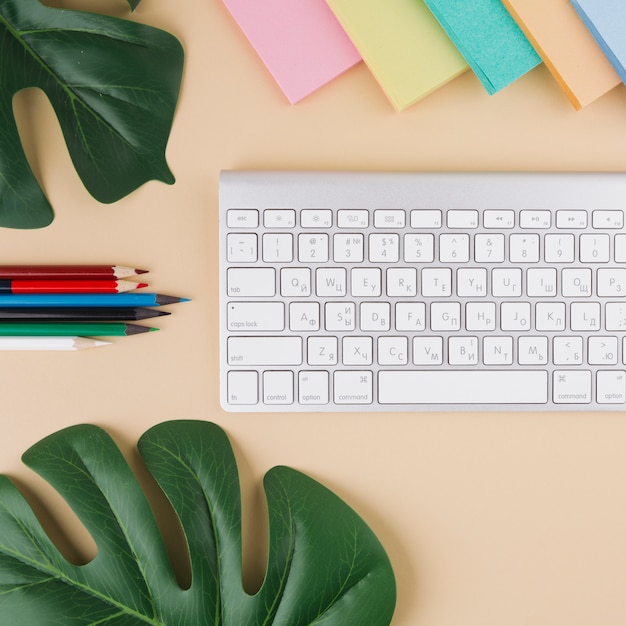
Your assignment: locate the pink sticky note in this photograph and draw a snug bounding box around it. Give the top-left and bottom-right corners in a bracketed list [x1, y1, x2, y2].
[223, 0, 361, 103]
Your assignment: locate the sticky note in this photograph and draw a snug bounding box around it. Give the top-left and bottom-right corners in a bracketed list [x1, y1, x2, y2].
[570, 0, 626, 84]
[424, 0, 541, 94]
[222, 0, 361, 104]
[324, 0, 468, 110]
[501, 0, 620, 109]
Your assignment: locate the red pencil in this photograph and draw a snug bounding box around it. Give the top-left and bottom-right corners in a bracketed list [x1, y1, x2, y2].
[0, 265, 148, 279]
[0, 279, 148, 294]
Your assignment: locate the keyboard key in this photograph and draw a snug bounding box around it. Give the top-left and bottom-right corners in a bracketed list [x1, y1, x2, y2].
[378, 371, 548, 404]
[439, 234, 470, 263]
[227, 209, 259, 228]
[334, 233, 364, 262]
[447, 210, 479, 228]
[587, 336, 618, 365]
[299, 233, 329, 263]
[227, 371, 258, 405]
[374, 210, 405, 228]
[579, 234, 610, 263]
[597, 268, 626, 297]
[281, 267, 311, 296]
[509, 234, 540, 263]
[592, 210, 623, 229]
[404, 234, 435, 263]
[227, 233, 257, 263]
[410, 210, 442, 228]
[227, 337, 302, 366]
[483, 210, 514, 228]
[263, 371, 294, 405]
[289, 302, 320, 331]
[544, 234, 575, 263]
[553, 370, 591, 404]
[413, 337, 443, 365]
[227, 267, 275, 297]
[369, 234, 399, 262]
[474, 234, 504, 263]
[520, 210, 551, 229]
[596, 370, 626, 404]
[299, 371, 329, 404]
[264, 209, 296, 228]
[316, 267, 346, 297]
[556, 210, 587, 229]
[338, 209, 368, 228]
[325, 302, 355, 331]
[301, 209, 332, 228]
[334, 371, 373, 404]
[262, 233, 293, 262]
[227, 302, 284, 331]
[307, 336, 338, 365]
[352, 267, 382, 297]
[342, 336, 373, 365]
[378, 336, 409, 365]
[553, 336, 583, 365]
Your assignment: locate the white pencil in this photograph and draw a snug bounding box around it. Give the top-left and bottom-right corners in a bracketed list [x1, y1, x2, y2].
[0, 336, 110, 350]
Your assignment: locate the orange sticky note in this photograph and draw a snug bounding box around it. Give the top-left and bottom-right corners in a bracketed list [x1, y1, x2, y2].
[501, 0, 621, 109]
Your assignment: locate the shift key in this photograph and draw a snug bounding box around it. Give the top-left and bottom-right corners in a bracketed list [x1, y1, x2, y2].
[228, 336, 302, 365]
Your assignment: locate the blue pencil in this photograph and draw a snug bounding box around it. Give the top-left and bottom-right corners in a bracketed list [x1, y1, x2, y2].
[0, 293, 189, 307]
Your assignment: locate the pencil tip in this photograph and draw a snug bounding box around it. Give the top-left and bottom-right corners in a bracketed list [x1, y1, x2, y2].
[136, 283, 149, 289]
[125, 324, 154, 335]
[155, 294, 189, 305]
[135, 269, 149, 275]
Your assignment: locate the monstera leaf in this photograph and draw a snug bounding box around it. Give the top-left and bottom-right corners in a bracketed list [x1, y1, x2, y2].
[0, 420, 397, 625]
[0, 0, 183, 228]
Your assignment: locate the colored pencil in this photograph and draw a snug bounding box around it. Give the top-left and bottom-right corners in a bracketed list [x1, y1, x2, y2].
[0, 336, 110, 350]
[0, 265, 148, 279]
[0, 279, 147, 294]
[0, 307, 171, 321]
[0, 323, 157, 336]
[0, 293, 189, 307]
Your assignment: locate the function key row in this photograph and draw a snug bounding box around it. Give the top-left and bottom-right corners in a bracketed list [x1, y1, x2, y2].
[226, 208, 625, 230]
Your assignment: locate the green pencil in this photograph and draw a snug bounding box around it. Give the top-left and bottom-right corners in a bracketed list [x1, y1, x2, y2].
[0, 322, 157, 336]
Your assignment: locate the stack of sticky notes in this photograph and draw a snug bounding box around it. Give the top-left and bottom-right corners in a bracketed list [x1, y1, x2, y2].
[221, 0, 361, 104]
[322, 0, 468, 110]
[570, 0, 626, 85]
[221, 0, 625, 111]
[423, 0, 540, 95]
[500, 0, 620, 109]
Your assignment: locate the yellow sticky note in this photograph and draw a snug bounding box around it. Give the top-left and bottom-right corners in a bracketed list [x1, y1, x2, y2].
[325, 0, 468, 110]
[501, 0, 620, 109]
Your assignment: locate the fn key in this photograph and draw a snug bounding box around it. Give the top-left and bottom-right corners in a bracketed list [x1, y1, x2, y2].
[227, 371, 258, 405]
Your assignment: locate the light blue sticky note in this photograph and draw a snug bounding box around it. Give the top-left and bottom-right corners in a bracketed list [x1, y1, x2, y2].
[570, 0, 626, 85]
[423, 0, 541, 95]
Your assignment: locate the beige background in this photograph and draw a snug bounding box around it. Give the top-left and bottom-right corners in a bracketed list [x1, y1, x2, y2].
[4, 0, 626, 624]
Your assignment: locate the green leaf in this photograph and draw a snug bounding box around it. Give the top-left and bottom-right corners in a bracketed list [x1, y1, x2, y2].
[0, 0, 183, 228]
[0, 420, 397, 625]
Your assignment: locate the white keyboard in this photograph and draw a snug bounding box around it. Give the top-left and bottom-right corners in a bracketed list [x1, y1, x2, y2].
[220, 170, 626, 412]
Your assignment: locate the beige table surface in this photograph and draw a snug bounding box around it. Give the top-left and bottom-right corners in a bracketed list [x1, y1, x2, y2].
[4, 1, 626, 624]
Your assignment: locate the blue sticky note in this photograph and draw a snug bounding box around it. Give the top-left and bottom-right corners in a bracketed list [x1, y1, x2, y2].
[424, 0, 541, 95]
[571, 0, 626, 85]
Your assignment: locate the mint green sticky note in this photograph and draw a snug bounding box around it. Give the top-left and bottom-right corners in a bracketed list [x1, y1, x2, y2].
[424, 0, 541, 94]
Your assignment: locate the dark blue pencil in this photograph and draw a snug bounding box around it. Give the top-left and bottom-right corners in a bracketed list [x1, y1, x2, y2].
[0, 294, 189, 307]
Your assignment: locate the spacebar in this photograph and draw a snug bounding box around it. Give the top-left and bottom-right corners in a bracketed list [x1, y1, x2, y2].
[378, 370, 548, 404]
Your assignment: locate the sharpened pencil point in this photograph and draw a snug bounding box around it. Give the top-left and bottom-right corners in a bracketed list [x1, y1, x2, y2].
[135, 269, 149, 275]
[154, 294, 190, 305]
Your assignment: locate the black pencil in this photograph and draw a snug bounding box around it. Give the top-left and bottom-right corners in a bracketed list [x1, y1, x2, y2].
[0, 307, 171, 322]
